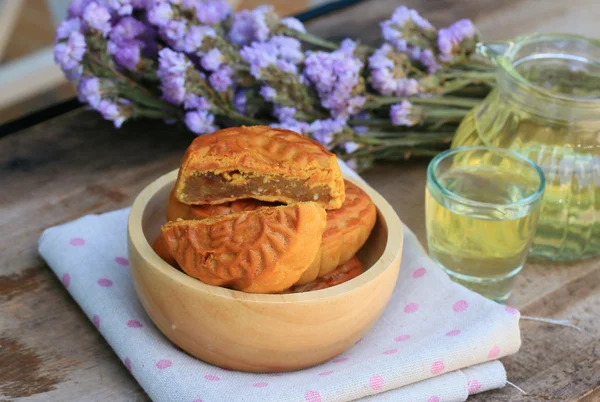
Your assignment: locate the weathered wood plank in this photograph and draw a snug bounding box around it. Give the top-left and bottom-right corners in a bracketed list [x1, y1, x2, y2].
[2, 0, 600, 400]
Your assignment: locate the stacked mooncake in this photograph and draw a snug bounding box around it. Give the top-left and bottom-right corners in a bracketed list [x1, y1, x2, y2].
[153, 126, 376, 294]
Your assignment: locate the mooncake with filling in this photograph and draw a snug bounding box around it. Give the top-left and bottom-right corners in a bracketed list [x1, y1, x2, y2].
[166, 190, 268, 221]
[295, 180, 376, 284]
[285, 256, 364, 293]
[173, 126, 345, 209]
[160, 202, 327, 293]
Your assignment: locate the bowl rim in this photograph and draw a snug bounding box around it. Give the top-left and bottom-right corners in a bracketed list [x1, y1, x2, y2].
[128, 169, 403, 303]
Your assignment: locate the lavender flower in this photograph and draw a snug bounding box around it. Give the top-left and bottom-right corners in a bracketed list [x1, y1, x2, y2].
[201, 48, 224, 71]
[270, 120, 309, 135]
[233, 89, 247, 114]
[157, 48, 192, 104]
[163, 20, 187, 50]
[416, 48, 441, 73]
[260, 86, 277, 102]
[106, 0, 134, 16]
[54, 31, 86, 79]
[280, 17, 306, 33]
[209, 65, 234, 92]
[309, 117, 347, 148]
[273, 106, 296, 122]
[184, 110, 217, 134]
[82, 2, 112, 37]
[97, 99, 129, 128]
[303, 40, 366, 117]
[78, 77, 102, 107]
[113, 40, 143, 69]
[437, 19, 477, 62]
[110, 16, 146, 41]
[380, 6, 435, 52]
[68, 0, 92, 18]
[368, 44, 423, 96]
[184, 94, 212, 111]
[228, 5, 272, 46]
[181, 0, 232, 25]
[182, 25, 216, 54]
[56, 18, 81, 41]
[147, 1, 173, 28]
[343, 141, 360, 153]
[270, 36, 304, 64]
[390, 100, 415, 126]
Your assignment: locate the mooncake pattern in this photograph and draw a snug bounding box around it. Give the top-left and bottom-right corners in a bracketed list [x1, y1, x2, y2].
[160, 202, 327, 293]
[285, 256, 364, 293]
[166, 190, 268, 221]
[296, 180, 376, 284]
[174, 126, 345, 209]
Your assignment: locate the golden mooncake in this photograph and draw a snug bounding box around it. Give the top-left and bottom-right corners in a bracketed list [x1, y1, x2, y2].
[174, 126, 345, 209]
[295, 180, 376, 285]
[160, 202, 327, 293]
[166, 190, 268, 221]
[285, 256, 364, 293]
[151, 235, 178, 268]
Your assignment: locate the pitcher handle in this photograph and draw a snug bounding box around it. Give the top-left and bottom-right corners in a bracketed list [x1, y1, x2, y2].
[476, 40, 512, 65]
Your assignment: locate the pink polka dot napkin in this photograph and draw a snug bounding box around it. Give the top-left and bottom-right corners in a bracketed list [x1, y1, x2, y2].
[38, 163, 521, 402]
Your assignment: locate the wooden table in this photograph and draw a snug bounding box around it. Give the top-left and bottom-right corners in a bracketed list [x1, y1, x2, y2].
[1, 1, 599, 401]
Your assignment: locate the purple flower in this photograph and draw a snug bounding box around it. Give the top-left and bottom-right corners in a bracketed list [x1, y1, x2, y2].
[97, 99, 128, 128]
[270, 120, 310, 135]
[78, 77, 102, 107]
[228, 5, 272, 46]
[233, 89, 247, 114]
[280, 17, 306, 33]
[269, 36, 303, 64]
[147, 1, 173, 28]
[111, 39, 142, 70]
[162, 20, 187, 50]
[82, 2, 112, 37]
[368, 44, 423, 96]
[106, 0, 134, 16]
[54, 31, 86, 75]
[240, 42, 277, 78]
[438, 19, 476, 62]
[309, 117, 347, 148]
[352, 125, 368, 135]
[68, 0, 92, 18]
[417, 48, 441, 73]
[110, 17, 146, 41]
[181, 0, 232, 25]
[209, 65, 234, 92]
[260, 86, 277, 102]
[201, 48, 223, 71]
[56, 18, 81, 41]
[380, 6, 434, 52]
[303, 41, 365, 117]
[182, 25, 216, 54]
[390, 100, 414, 126]
[157, 48, 192, 104]
[343, 141, 360, 153]
[185, 110, 217, 134]
[273, 106, 296, 122]
[184, 94, 212, 111]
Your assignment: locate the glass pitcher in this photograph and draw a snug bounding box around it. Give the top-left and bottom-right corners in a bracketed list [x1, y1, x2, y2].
[452, 33, 600, 261]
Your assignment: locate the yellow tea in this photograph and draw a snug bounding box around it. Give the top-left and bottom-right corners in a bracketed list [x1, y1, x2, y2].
[426, 165, 541, 301]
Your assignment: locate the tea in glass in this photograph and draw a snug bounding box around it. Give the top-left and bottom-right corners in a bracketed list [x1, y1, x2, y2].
[426, 146, 545, 301]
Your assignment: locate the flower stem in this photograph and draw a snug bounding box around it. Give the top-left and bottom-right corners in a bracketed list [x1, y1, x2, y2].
[223, 111, 268, 126]
[283, 28, 338, 50]
[442, 71, 496, 79]
[366, 95, 480, 109]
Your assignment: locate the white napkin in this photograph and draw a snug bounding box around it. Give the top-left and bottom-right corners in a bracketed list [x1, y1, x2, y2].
[38, 165, 521, 402]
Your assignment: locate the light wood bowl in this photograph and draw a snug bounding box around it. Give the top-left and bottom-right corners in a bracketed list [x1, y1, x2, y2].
[128, 169, 403, 372]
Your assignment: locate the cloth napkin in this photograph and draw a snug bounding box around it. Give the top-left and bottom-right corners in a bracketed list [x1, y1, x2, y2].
[38, 164, 521, 402]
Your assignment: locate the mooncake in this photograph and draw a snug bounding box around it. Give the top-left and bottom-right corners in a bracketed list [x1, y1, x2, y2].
[173, 126, 345, 209]
[166, 190, 268, 221]
[296, 180, 376, 284]
[160, 202, 327, 293]
[285, 256, 364, 293]
[151, 235, 178, 267]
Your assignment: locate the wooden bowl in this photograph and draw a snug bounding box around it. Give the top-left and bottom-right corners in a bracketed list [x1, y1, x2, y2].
[128, 169, 403, 372]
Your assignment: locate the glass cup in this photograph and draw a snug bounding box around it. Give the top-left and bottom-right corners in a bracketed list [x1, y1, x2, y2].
[425, 146, 546, 302]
